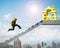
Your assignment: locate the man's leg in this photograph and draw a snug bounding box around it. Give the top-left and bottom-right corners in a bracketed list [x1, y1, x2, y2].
[8, 25, 15, 31]
[15, 24, 21, 29]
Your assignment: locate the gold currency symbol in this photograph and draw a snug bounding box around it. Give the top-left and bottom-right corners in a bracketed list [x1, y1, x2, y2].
[42, 5, 57, 20]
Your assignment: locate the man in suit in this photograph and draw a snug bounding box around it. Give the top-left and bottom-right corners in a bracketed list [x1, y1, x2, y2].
[8, 17, 21, 31]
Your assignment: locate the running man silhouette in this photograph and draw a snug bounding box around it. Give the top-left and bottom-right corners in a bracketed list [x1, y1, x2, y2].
[8, 17, 21, 31]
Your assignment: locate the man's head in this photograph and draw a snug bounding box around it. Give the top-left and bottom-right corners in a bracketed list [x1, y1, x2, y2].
[12, 17, 17, 21]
